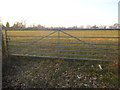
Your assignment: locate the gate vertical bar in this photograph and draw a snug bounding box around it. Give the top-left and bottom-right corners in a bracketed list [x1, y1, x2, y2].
[5, 28, 9, 57]
[58, 30, 60, 58]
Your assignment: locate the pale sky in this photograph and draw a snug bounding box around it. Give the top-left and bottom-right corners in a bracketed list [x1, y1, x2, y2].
[0, 0, 120, 27]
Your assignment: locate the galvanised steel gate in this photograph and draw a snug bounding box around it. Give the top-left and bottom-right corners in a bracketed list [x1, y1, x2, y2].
[4, 28, 119, 61]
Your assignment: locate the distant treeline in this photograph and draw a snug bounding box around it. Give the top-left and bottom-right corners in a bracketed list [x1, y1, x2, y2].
[2, 21, 120, 29]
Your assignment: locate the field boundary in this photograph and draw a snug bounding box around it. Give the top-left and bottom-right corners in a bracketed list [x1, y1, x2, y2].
[4, 28, 120, 62]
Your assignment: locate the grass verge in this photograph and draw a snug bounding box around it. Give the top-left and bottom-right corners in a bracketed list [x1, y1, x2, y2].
[2, 55, 118, 89]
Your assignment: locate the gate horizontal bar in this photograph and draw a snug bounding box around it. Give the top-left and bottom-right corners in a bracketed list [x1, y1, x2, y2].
[9, 45, 118, 50]
[10, 48, 118, 54]
[13, 52, 113, 58]
[15, 52, 57, 55]
[7, 35, 120, 38]
[10, 54, 113, 62]
[59, 53, 112, 58]
[9, 41, 118, 46]
[7, 35, 44, 37]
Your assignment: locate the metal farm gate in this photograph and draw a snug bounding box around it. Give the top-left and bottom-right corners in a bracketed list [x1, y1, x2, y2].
[4, 28, 119, 62]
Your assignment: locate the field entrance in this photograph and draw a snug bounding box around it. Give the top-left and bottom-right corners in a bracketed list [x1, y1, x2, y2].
[5, 28, 119, 62]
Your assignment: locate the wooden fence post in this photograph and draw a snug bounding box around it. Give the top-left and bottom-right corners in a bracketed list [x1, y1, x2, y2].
[4, 28, 9, 57]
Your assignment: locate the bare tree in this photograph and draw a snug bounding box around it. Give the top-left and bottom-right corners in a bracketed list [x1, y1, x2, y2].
[37, 24, 45, 28]
[6, 22, 10, 28]
[91, 25, 99, 29]
[109, 23, 119, 29]
[86, 25, 91, 29]
[12, 22, 25, 28]
[79, 25, 84, 29]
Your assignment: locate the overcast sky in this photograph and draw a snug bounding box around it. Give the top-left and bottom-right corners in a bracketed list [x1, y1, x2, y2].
[0, 0, 119, 27]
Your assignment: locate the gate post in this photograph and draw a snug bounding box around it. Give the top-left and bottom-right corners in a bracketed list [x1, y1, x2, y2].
[4, 28, 9, 57]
